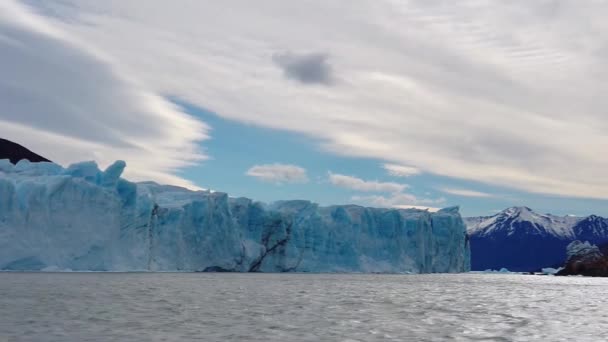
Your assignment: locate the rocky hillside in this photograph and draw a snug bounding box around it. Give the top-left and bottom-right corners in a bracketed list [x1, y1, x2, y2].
[465, 207, 608, 271]
[556, 241, 608, 277]
[0, 138, 49, 164]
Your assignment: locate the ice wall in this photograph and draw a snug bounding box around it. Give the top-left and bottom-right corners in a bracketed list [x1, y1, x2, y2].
[0, 160, 470, 273]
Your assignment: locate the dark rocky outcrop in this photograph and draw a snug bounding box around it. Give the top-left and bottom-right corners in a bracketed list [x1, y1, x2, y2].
[556, 241, 608, 277]
[0, 138, 50, 164]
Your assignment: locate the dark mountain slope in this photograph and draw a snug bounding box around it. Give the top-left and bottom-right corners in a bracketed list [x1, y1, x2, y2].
[0, 138, 50, 164]
[465, 207, 608, 272]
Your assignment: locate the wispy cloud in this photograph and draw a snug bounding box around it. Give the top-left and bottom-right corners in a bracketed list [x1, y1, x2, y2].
[383, 164, 421, 177]
[246, 163, 308, 184]
[331, 171, 444, 210]
[351, 193, 444, 212]
[0, 1, 207, 188]
[328, 172, 407, 193]
[439, 187, 494, 198]
[10, 0, 608, 199]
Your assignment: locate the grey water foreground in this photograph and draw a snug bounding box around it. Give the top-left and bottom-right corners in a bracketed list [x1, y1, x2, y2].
[1, 273, 606, 341]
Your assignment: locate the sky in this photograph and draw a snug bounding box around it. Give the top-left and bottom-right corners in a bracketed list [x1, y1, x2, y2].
[1, 0, 608, 217]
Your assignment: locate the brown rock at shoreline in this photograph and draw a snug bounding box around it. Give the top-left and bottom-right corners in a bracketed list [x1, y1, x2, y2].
[556, 241, 608, 277]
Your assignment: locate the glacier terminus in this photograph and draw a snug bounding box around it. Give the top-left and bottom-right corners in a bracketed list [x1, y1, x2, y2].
[0, 159, 470, 273]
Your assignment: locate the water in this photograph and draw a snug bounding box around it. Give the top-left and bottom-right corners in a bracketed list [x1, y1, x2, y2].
[0, 273, 606, 341]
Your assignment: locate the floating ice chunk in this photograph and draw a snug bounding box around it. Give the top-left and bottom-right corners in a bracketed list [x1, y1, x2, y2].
[541, 267, 563, 275]
[566, 240, 602, 261]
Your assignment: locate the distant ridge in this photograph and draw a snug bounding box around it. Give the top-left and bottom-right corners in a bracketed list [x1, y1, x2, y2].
[0, 138, 50, 164]
[465, 207, 608, 272]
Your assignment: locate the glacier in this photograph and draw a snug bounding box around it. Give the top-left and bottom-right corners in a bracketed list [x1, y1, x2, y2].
[0, 159, 470, 273]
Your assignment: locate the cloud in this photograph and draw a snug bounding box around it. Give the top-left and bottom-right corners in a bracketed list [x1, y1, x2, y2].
[383, 164, 421, 177]
[330, 171, 444, 209]
[246, 163, 308, 184]
[273, 52, 333, 85]
[394, 205, 440, 212]
[351, 193, 444, 212]
[439, 187, 494, 198]
[12, 1, 608, 199]
[328, 172, 407, 193]
[0, 0, 207, 188]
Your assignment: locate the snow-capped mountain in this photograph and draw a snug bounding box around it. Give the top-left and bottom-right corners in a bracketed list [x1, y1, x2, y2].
[465, 207, 608, 271]
[466, 206, 582, 239]
[572, 215, 608, 242]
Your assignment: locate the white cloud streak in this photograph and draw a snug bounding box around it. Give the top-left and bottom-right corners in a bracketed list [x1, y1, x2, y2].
[331, 172, 443, 210]
[383, 164, 421, 177]
[439, 188, 494, 198]
[8, 0, 608, 199]
[351, 194, 444, 212]
[246, 163, 308, 184]
[328, 172, 407, 193]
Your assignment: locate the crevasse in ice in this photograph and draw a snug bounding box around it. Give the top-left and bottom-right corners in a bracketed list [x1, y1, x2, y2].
[0, 160, 470, 272]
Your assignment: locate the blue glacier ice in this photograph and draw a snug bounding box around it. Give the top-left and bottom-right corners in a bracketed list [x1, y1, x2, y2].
[0, 160, 470, 273]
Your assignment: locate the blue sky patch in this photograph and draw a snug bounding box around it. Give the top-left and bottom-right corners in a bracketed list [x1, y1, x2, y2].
[174, 100, 608, 217]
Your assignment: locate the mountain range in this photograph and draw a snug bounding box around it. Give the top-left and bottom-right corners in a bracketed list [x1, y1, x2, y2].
[465, 207, 608, 271]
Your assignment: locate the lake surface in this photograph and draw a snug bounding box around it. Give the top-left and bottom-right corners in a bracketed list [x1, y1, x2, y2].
[0, 273, 606, 341]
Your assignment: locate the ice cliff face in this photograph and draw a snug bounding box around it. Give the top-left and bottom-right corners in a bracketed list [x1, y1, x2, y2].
[0, 160, 470, 273]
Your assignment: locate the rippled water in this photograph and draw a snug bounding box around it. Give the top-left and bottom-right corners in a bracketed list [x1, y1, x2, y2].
[0, 273, 606, 341]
